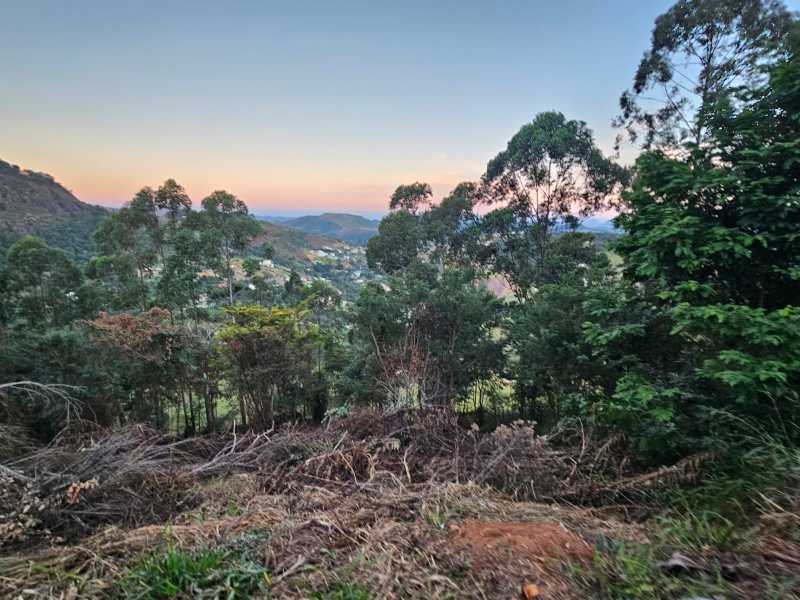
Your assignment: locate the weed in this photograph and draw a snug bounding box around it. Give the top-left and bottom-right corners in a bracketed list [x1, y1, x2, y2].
[225, 498, 241, 517]
[420, 493, 469, 529]
[584, 543, 661, 599]
[655, 509, 740, 551]
[118, 537, 269, 599]
[574, 543, 732, 600]
[310, 580, 372, 600]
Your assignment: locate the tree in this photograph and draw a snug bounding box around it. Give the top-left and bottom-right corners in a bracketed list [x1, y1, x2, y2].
[156, 178, 192, 230]
[479, 111, 626, 300]
[258, 242, 275, 261]
[366, 210, 421, 274]
[241, 257, 262, 279]
[422, 181, 481, 266]
[91, 205, 159, 311]
[198, 191, 261, 306]
[508, 234, 616, 425]
[283, 270, 304, 302]
[389, 182, 433, 213]
[596, 21, 800, 455]
[156, 221, 209, 320]
[353, 263, 503, 409]
[216, 304, 317, 428]
[4, 236, 83, 327]
[128, 186, 164, 265]
[617, 0, 792, 148]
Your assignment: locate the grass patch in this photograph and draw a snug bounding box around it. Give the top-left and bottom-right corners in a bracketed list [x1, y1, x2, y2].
[118, 534, 270, 599]
[310, 581, 372, 600]
[655, 510, 740, 551]
[573, 543, 730, 600]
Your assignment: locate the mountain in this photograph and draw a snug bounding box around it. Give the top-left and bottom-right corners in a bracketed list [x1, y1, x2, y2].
[254, 215, 295, 224]
[283, 213, 379, 245]
[0, 159, 109, 262]
[578, 216, 618, 234]
[279, 212, 616, 245]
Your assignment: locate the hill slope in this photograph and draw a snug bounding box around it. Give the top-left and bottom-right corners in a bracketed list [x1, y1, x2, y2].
[284, 213, 379, 245]
[0, 159, 108, 261]
[251, 221, 373, 299]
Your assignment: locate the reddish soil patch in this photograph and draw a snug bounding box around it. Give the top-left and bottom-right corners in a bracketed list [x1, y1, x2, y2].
[450, 520, 592, 574]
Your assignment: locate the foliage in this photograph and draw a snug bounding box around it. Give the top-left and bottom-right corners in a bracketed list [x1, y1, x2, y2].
[3, 236, 84, 327]
[216, 304, 319, 427]
[352, 264, 503, 409]
[389, 181, 432, 213]
[1, 2, 799, 519]
[594, 22, 800, 456]
[478, 111, 627, 300]
[366, 209, 421, 274]
[119, 541, 269, 599]
[310, 581, 372, 600]
[198, 190, 261, 306]
[508, 249, 615, 425]
[575, 542, 733, 600]
[616, 0, 792, 147]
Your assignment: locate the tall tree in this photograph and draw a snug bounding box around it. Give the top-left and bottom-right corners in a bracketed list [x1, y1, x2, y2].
[479, 111, 626, 300]
[617, 0, 792, 148]
[92, 203, 159, 311]
[389, 182, 433, 213]
[4, 236, 83, 327]
[128, 186, 165, 267]
[156, 178, 192, 231]
[596, 19, 800, 456]
[366, 209, 422, 274]
[198, 191, 261, 306]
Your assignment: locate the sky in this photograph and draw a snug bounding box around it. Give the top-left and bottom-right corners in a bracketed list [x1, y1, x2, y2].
[2, 1, 796, 216]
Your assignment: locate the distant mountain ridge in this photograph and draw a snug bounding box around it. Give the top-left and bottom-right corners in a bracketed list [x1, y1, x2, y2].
[0, 159, 109, 261]
[578, 216, 618, 234]
[282, 213, 379, 245]
[264, 212, 616, 244]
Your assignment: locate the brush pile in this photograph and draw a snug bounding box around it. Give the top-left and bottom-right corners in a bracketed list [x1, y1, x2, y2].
[1, 409, 795, 598]
[0, 410, 639, 548]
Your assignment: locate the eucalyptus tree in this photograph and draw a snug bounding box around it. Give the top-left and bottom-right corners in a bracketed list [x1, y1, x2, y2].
[156, 178, 192, 231]
[198, 190, 261, 306]
[156, 219, 208, 321]
[91, 206, 158, 311]
[128, 186, 165, 267]
[479, 111, 626, 301]
[389, 181, 433, 213]
[366, 209, 422, 275]
[617, 0, 792, 148]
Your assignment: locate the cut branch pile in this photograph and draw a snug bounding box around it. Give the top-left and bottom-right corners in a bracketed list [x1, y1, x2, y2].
[0, 409, 707, 550]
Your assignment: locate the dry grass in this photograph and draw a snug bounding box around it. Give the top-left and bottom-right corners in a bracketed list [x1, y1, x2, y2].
[1, 409, 797, 598]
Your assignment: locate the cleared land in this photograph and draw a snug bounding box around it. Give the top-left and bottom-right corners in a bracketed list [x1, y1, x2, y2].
[1, 411, 798, 599]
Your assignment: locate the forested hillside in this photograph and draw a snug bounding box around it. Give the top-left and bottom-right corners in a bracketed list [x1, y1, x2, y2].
[284, 213, 379, 244]
[0, 159, 108, 262]
[2, 1, 800, 598]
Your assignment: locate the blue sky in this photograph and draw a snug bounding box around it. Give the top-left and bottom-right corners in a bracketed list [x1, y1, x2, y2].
[2, 1, 796, 215]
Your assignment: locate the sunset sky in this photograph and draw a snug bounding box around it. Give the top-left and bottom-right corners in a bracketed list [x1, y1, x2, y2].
[4, 1, 795, 216]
